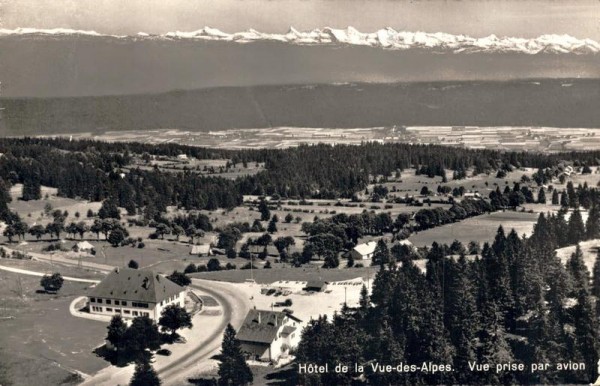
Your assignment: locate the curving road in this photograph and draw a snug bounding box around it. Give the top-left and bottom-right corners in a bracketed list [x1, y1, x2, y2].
[1, 252, 251, 385]
[160, 278, 251, 385]
[80, 278, 250, 386]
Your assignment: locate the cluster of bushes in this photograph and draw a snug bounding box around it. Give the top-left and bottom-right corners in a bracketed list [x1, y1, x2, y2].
[182, 259, 237, 275]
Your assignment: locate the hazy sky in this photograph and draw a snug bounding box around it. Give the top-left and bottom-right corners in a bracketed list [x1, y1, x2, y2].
[2, 0, 600, 39]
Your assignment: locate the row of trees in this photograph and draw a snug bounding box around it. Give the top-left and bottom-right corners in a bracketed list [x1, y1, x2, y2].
[3, 216, 130, 247]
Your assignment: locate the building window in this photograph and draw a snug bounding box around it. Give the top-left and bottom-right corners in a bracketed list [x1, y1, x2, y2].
[121, 301, 127, 306]
[132, 302, 149, 308]
[133, 311, 139, 316]
[97, 299, 103, 304]
[115, 309, 121, 313]
[90, 297, 96, 303]
[124, 310, 131, 314]
[115, 300, 120, 305]
[106, 300, 112, 305]
[106, 307, 113, 312]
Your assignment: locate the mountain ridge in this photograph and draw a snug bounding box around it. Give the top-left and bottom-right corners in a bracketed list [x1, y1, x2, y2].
[2, 26, 599, 54]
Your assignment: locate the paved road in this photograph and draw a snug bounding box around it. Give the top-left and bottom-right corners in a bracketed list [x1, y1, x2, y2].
[0, 264, 101, 283]
[1, 249, 251, 385]
[160, 278, 251, 385]
[79, 278, 250, 386]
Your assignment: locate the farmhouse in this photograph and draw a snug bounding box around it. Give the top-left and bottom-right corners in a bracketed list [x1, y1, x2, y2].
[87, 267, 185, 321]
[237, 309, 302, 362]
[348, 241, 378, 260]
[190, 244, 212, 256]
[73, 241, 95, 253]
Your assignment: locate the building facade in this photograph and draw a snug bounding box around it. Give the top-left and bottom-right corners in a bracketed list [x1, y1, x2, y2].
[87, 267, 185, 321]
[237, 309, 302, 362]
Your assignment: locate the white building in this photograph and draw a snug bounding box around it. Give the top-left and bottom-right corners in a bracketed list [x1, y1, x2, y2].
[348, 241, 378, 260]
[87, 267, 185, 321]
[237, 310, 302, 362]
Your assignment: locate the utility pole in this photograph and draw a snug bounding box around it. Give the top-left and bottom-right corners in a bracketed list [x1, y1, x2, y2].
[344, 286, 347, 307]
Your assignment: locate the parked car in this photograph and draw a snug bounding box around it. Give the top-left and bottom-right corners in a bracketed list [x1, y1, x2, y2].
[156, 349, 172, 356]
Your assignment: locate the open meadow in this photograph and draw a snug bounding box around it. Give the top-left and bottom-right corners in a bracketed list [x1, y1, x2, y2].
[0, 264, 107, 386]
[408, 210, 540, 248]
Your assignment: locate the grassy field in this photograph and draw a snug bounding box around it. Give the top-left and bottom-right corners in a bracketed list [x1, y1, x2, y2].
[375, 167, 540, 200]
[8, 185, 102, 226]
[408, 210, 540, 248]
[556, 239, 600, 274]
[0, 269, 108, 386]
[129, 157, 265, 179]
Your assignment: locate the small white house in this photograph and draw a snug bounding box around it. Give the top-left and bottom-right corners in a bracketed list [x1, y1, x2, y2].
[87, 267, 186, 321]
[348, 241, 378, 260]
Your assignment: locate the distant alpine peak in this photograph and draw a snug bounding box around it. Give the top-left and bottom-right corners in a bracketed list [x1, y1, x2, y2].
[1, 26, 599, 54]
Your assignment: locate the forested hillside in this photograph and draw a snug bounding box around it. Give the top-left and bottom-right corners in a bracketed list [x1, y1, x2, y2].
[295, 209, 600, 385]
[0, 138, 599, 218]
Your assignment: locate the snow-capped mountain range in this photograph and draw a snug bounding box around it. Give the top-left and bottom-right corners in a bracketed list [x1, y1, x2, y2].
[1, 26, 599, 54]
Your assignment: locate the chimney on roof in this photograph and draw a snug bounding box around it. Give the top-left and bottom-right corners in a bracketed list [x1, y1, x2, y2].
[258, 312, 261, 324]
[274, 314, 278, 325]
[115, 267, 119, 273]
[142, 277, 149, 289]
[156, 274, 160, 281]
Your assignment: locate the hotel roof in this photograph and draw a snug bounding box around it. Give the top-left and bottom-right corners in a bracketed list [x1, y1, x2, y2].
[88, 267, 183, 304]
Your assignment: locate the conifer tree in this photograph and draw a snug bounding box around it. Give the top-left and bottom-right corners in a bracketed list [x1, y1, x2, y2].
[567, 181, 579, 208]
[551, 189, 559, 205]
[586, 205, 600, 240]
[359, 284, 370, 314]
[367, 321, 406, 385]
[537, 187, 546, 204]
[372, 239, 390, 265]
[567, 209, 585, 245]
[592, 251, 600, 299]
[130, 358, 161, 386]
[478, 300, 515, 385]
[571, 289, 600, 383]
[218, 324, 253, 386]
[568, 244, 590, 294]
[560, 190, 570, 207]
[258, 198, 270, 221]
[447, 255, 478, 383]
[21, 173, 41, 201]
